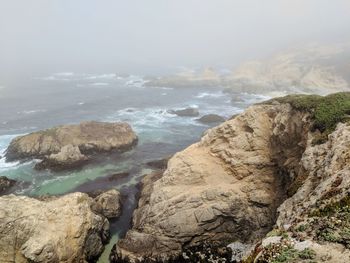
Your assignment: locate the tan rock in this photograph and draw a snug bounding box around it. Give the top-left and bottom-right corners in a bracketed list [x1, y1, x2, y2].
[0, 192, 109, 262]
[5, 121, 138, 170]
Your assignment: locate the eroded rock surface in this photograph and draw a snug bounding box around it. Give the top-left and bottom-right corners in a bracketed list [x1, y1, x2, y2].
[0, 192, 110, 263]
[5, 121, 137, 170]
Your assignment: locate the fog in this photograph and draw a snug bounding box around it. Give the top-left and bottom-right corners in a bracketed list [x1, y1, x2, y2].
[1, 0, 350, 80]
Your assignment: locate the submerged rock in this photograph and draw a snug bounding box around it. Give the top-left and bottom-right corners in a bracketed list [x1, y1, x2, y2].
[168, 107, 199, 117]
[196, 114, 225, 124]
[0, 192, 110, 262]
[5, 121, 138, 170]
[0, 176, 16, 195]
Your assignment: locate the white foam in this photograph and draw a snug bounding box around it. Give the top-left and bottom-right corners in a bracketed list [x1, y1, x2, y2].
[195, 91, 224, 99]
[17, 109, 46, 115]
[90, 82, 110, 86]
[0, 134, 24, 172]
[85, 73, 116, 80]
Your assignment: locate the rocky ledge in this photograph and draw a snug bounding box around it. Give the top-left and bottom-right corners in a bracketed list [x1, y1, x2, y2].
[5, 121, 138, 171]
[113, 92, 350, 262]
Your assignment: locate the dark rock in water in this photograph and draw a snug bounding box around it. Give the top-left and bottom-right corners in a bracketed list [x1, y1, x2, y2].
[0, 176, 16, 195]
[72, 172, 130, 193]
[196, 114, 226, 124]
[5, 121, 138, 171]
[168, 107, 199, 117]
[146, 157, 170, 170]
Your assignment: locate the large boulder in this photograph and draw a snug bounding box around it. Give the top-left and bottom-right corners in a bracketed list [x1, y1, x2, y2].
[0, 192, 110, 262]
[5, 121, 138, 170]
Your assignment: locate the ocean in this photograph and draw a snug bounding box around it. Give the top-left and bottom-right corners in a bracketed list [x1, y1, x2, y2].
[0, 72, 270, 262]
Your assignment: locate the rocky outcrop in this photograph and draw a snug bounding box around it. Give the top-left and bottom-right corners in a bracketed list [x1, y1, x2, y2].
[0, 176, 16, 195]
[114, 92, 350, 262]
[196, 114, 226, 124]
[168, 107, 199, 117]
[5, 121, 138, 170]
[0, 192, 110, 263]
[114, 102, 312, 261]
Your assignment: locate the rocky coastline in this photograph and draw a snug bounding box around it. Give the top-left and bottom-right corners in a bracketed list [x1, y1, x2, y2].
[111, 92, 350, 262]
[2, 93, 350, 262]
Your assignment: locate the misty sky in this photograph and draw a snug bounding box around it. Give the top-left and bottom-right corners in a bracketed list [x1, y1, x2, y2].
[1, 0, 350, 79]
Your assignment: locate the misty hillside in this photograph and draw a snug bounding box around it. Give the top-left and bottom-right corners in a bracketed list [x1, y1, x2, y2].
[146, 43, 350, 95]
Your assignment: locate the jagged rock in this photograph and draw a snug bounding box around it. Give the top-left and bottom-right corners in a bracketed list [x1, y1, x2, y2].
[196, 114, 226, 124]
[0, 176, 16, 195]
[5, 121, 138, 170]
[168, 107, 199, 117]
[115, 102, 312, 261]
[0, 192, 109, 262]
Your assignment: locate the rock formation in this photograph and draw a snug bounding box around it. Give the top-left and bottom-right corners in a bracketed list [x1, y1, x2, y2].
[5, 121, 138, 170]
[0, 192, 111, 263]
[113, 93, 350, 262]
[114, 101, 311, 261]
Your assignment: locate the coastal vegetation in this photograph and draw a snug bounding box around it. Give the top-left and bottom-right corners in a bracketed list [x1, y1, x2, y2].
[268, 92, 350, 144]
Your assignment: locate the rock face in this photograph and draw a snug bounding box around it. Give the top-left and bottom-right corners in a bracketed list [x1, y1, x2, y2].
[0, 192, 110, 263]
[0, 176, 16, 195]
[115, 102, 312, 261]
[196, 114, 226, 124]
[168, 107, 199, 117]
[5, 121, 138, 170]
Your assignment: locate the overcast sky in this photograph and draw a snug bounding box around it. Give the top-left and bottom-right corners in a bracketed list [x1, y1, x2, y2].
[0, 0, 350, 79]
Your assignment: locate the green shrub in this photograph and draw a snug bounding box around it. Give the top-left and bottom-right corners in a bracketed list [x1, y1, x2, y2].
[266, 92, 350, 144]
